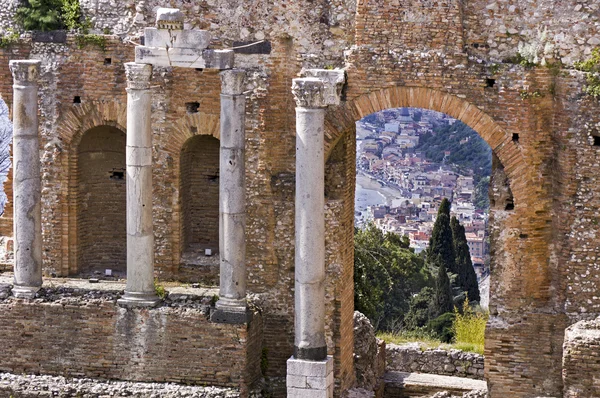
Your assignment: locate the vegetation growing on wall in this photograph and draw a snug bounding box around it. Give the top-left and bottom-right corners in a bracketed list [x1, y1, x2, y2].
[16, 0, 86, 32]
[574, 48, 600, 98]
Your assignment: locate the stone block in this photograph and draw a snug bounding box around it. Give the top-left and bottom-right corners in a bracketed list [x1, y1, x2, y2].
[135, 47, 234, 70]
[287, 356, 333, 377]
[286, 374, 307, 388]
[287, 387, 331, 398]
[144, 28, 211, 50]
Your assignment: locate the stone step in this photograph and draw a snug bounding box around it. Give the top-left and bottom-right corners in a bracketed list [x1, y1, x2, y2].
[384, 371, 487, 398]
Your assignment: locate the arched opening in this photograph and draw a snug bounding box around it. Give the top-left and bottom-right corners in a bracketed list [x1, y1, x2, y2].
[321, 87, 526, 394]
[179, 135, 220, 280]
[76, 125, 126, 277]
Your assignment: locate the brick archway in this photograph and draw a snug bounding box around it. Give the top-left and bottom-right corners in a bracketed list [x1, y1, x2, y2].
[56, 101, 127, 276]
[324, 86, 527, 201]
[162, 112, 220, 275]
[321, 86, 529, 392]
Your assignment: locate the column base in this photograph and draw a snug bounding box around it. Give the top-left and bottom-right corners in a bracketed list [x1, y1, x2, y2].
[287, 355, 334, 398]
[117, 291, 160, 308]
[211, 298, 252, 324]
[12, 285, 40, 299]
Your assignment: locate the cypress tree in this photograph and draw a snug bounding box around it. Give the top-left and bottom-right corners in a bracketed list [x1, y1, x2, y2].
[450, 216, 481, 302]
[432, 261, 453, 317]
[428, 198, 456, 274]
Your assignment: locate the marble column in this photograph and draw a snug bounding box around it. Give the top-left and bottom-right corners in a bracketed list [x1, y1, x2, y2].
[287, 77, 334, 398]
[292, 77, 328, 360]
[9, 60, 42, 299]
[118, 62, 159, 307]
[211, 69, 249, 324]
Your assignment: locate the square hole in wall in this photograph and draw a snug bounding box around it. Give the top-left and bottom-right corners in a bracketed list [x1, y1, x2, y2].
[512, 133, 519, 142]
[110, 170, 124, 180]
[593, 136, 600, 146]
[485, 78, 496, 88]
[73, 96, 81, 104]
[186, 102, 200, 114]
[104, 58, 112, 65]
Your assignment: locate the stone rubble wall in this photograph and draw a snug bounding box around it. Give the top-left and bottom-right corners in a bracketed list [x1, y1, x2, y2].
[562, 317, 600, 397]
[386, 344, 485, 380]
[0, 372, 241, 398]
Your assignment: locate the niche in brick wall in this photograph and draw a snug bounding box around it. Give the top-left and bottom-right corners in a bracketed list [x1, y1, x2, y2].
[76, 125, 127, 276]
[180, 135, 220, 262]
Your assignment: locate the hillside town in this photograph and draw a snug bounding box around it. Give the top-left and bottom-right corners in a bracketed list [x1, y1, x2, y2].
[355, 108, 490, 278]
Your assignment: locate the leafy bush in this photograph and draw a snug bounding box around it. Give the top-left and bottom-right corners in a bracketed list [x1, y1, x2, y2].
[0, 30, 20, 48]
[354, 223, 432, 331]
[426, 312, 455, 343]
[16, 0, 86, 32]
[452, 299, 487, 354]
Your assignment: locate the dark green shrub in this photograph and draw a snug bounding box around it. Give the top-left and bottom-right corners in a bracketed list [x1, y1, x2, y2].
[426, 312, 455, 343]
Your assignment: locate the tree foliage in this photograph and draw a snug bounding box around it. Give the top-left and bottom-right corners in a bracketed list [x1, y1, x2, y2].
[450, 216, 480, 303]
[427, 198, 456, 275]
[432, 261, 453, 317]
[354, 223, 432, 331]
[16, 0, 83, 32]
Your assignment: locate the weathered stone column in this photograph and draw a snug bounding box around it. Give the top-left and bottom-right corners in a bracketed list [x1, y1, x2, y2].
[118, 62, 159, 307]
[287, 70, 344, 398]
[287, 77, 333, 398]
[211, 69, 249, 324]
[9, 60, 42, 299]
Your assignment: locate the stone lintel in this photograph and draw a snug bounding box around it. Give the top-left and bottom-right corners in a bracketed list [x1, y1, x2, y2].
[156, 8, 184, 30]
[292, 78, 327, 109]
[9, 60, 41, 86]
[124, 62, 153, 90]
[220, 69, 246, 95]
[135, 47, 234, 70]
[144, 27, 211, 50]
[300, 69, 346, 106]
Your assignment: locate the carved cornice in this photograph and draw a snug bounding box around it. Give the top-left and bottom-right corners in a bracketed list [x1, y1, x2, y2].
[124, 62, 153, 90]
[156, 8, 184, 30]
[220, 69, 246, 96]
[300, 69, 346, 106]
[292, 78, 327, 109]
[9, 60, 41, 86]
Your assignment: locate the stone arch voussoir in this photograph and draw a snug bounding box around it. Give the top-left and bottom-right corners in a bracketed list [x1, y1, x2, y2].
[324, 86, 526, 204]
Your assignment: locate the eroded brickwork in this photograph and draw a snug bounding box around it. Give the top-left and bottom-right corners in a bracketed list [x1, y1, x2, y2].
[0, 288, 263, 394]
[0, 0, 600, 397]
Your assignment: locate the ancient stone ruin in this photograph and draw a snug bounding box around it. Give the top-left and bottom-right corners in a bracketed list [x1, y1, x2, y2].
[1, 0, 600, 397]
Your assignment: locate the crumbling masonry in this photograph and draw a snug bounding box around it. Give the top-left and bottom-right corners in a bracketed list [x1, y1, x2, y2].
[1, 0, 600, 397]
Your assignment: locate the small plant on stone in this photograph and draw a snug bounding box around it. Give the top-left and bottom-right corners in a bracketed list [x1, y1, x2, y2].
[154, 278, 166, 299]
[0, 29, 20, 49]
[75, 34, 107, 51]
[575, 48, 600, 98]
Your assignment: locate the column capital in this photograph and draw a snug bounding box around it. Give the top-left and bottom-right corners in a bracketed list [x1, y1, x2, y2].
[300, 69, 346, 106]
[9, 60, 41, 86]
[220, 69, 246, 95]
[125, 62, 153, 90]
[292, 78, 327, 109]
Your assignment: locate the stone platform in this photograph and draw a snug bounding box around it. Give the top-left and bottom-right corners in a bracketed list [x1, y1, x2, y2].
[383, 372, 487, 398]
[0, 274, 262, 394]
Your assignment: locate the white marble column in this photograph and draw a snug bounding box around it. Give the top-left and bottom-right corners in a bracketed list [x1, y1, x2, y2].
[9, 60, 42, 299]
[212, 69, 249, 324]
[118, 62, 159, 307]
[292, 77, 328, 360]
[287, 77, 334, 398]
